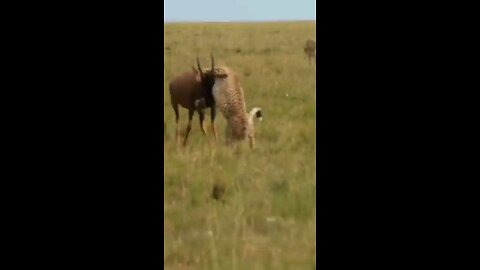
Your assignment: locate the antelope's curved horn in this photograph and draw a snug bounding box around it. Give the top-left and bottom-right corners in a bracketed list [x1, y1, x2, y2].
[196, 57, 203, 77]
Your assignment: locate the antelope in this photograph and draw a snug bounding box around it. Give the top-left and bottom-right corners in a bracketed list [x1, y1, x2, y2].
[168, 55, 218, 146]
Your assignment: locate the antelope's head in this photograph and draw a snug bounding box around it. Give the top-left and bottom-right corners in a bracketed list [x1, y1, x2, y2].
[196, 54, 217, 107]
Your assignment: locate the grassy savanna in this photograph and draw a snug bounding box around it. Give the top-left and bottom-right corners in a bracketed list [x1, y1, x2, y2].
[164, 21, 316, 269]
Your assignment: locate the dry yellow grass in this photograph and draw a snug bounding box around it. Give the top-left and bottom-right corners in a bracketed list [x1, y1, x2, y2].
[164, 21, 316, 269]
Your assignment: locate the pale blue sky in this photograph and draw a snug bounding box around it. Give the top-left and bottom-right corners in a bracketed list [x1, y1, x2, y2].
[164, 0, 316, 22]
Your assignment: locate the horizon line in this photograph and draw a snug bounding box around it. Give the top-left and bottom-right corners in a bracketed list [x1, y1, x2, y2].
[164, 19, 316, 24]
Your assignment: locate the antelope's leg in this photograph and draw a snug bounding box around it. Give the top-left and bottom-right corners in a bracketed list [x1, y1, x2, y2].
[198, 109, 206, 135]
[183, 109, 194, 146]
[173, 103, 180, 145]
[212, 122, 217, 140]
[210, 107, 217, 140]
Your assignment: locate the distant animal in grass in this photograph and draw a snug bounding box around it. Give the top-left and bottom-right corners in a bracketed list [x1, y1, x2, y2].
[304, 38, 316, 65]
[211, 182, 226, 202]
